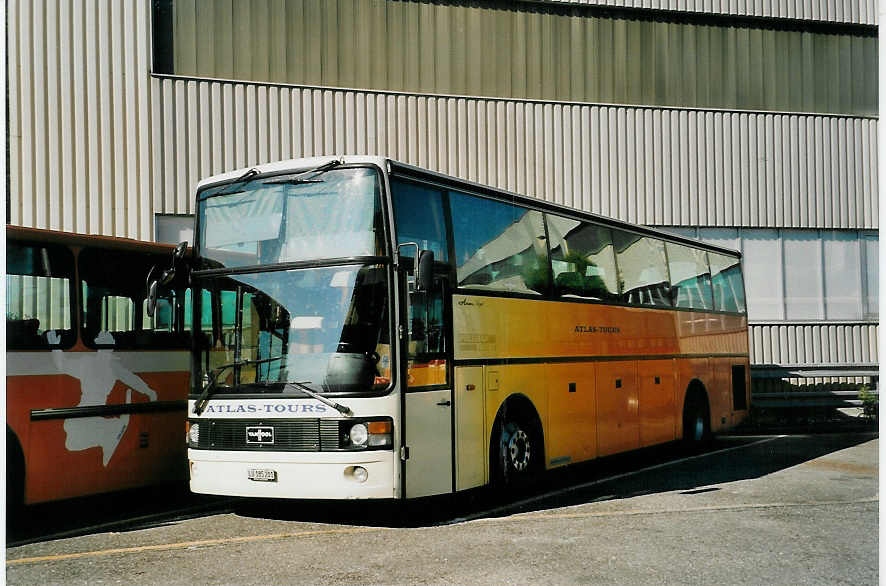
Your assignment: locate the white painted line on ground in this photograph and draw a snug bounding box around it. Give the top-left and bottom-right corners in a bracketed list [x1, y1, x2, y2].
[504, 498, 879, 523]
[7, 527, 386, 566]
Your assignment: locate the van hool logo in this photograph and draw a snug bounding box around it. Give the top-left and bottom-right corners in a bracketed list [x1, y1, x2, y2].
[246, 426, 275, 445]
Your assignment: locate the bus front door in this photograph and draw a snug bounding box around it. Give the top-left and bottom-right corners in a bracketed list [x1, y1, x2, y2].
[401, 274, 453, 499]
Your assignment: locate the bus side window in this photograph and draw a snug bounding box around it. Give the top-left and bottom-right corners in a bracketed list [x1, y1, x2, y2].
[709, 252, 746, 313]
[184, 289, 214, 331]
[547, 215, 619, 301]
[80, 248, 189, 349]
[612, 231, 672, 307]
[142, 296, 175, 332]
[101, 295, 136, 333]
[6, 241, 76, 349]
[449, 192, 549, 296]
[666, 242, 714, 310]
[390, 179, 449, 263]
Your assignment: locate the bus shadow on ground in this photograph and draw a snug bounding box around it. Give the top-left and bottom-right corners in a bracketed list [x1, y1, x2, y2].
[6, 484, 229, 547]
[234, 432, 877, 529]
[483, 431, 877, 520]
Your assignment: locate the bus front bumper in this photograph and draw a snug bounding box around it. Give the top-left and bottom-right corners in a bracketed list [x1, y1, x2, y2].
[188, 449, 398, 499]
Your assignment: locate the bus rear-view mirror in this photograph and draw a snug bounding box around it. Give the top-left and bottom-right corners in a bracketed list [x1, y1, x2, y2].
[416, 249, 434, 292]
[160, 268, 176, 286]
[396, 243, 434, 292]
[146, 278, 159, 318]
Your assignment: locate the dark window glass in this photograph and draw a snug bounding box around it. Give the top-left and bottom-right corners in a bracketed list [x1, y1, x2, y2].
[547, 215, 619, 301]
[613, 231, 672, 307]
[183, 289, 213, 331]
[6, 241, 76, 349]
[666, 242, 714, 310]
[151, 0, 174, 74]
[709, 252, 746, 313]
[392, 179, 449, 262]
[732, 365, 748, 411]
[450, 192, 549, 295]
[405, 276, 448, 388]
[80, 248, 189, 349]
[392, 180, 452, 387]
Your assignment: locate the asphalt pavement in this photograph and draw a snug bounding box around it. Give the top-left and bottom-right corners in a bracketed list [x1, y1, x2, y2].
[6, 432, 879, 585]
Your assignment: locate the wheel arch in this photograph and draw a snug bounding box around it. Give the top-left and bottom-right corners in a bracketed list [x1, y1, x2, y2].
[489, 392, 546, 471]
[681, 379, 712, 441]
[7, 425, 26, 507]
[682, 379, 710, 411]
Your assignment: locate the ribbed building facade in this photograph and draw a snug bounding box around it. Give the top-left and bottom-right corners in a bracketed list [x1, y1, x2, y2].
[7, 0, 879, 375]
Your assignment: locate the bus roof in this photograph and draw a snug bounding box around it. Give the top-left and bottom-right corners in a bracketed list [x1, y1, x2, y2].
[195, 155, 741, 258]
[6, 225, 187, 254]
[195, 155, 389, 190]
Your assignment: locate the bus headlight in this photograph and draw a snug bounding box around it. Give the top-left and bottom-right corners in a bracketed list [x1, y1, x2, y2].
[349, 423, 369, 446]
[188, 422, 200, 446]
[342, 418, 392, 449]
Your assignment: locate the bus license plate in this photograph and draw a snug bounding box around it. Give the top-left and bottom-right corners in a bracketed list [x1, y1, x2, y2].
[247, 468, 277, 482]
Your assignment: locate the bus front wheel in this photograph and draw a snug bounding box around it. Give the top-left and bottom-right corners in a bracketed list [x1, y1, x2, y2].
[491, 411, 542, 489]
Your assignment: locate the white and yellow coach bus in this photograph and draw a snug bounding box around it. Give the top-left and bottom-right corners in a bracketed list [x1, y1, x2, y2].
[182, 156, 750, 500]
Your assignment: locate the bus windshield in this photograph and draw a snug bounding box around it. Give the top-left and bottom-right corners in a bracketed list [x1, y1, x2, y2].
[195, 264, 391, 396]
[197, 167, 385, 269]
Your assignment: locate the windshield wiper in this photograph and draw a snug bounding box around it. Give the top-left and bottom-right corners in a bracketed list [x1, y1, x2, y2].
[285, 381, 353, 417]
[192, 355, 287, 415]
[261, 159, 343, 186]
[210, 168, 260, 198]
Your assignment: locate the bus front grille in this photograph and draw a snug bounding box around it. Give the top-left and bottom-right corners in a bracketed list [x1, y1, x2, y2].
[192, 419, 342, 451]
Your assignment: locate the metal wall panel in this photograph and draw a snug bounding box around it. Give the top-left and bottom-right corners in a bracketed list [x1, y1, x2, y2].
[8, 1, 878, 237]
[537, 0, 878, 26]
[149, 77, 879, 229]
[7, 0, 156, 240]
[749, 323, 879, 366]
[168, 0, 879, 117]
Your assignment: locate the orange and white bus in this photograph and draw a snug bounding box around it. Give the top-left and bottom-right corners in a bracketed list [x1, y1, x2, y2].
[6, 226, 191, 508]
[184, 156, 749, 500]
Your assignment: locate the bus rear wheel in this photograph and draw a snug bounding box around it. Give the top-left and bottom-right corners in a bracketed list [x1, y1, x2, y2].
[6, 428, 25, 528]
[682, 391, 711, 449]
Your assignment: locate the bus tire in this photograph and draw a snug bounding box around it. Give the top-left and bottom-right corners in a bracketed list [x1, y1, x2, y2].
[6, 427, 25, 527]
[682, 386, 711, 449]
[490, 399, 543, 490]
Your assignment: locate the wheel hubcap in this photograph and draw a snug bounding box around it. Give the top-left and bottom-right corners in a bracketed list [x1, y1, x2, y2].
[693, 416, 704, 441]
[507, 428, 531, 472]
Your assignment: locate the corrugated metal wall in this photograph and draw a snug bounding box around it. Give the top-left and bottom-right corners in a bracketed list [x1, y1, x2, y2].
[149, 78, 879, 229]
[750, 323, 879, 366]
[536, 0, 878, 26]
[169, 0, 878, 117]
[8, 1, 878, 236]
[7, 0, 156, 240]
